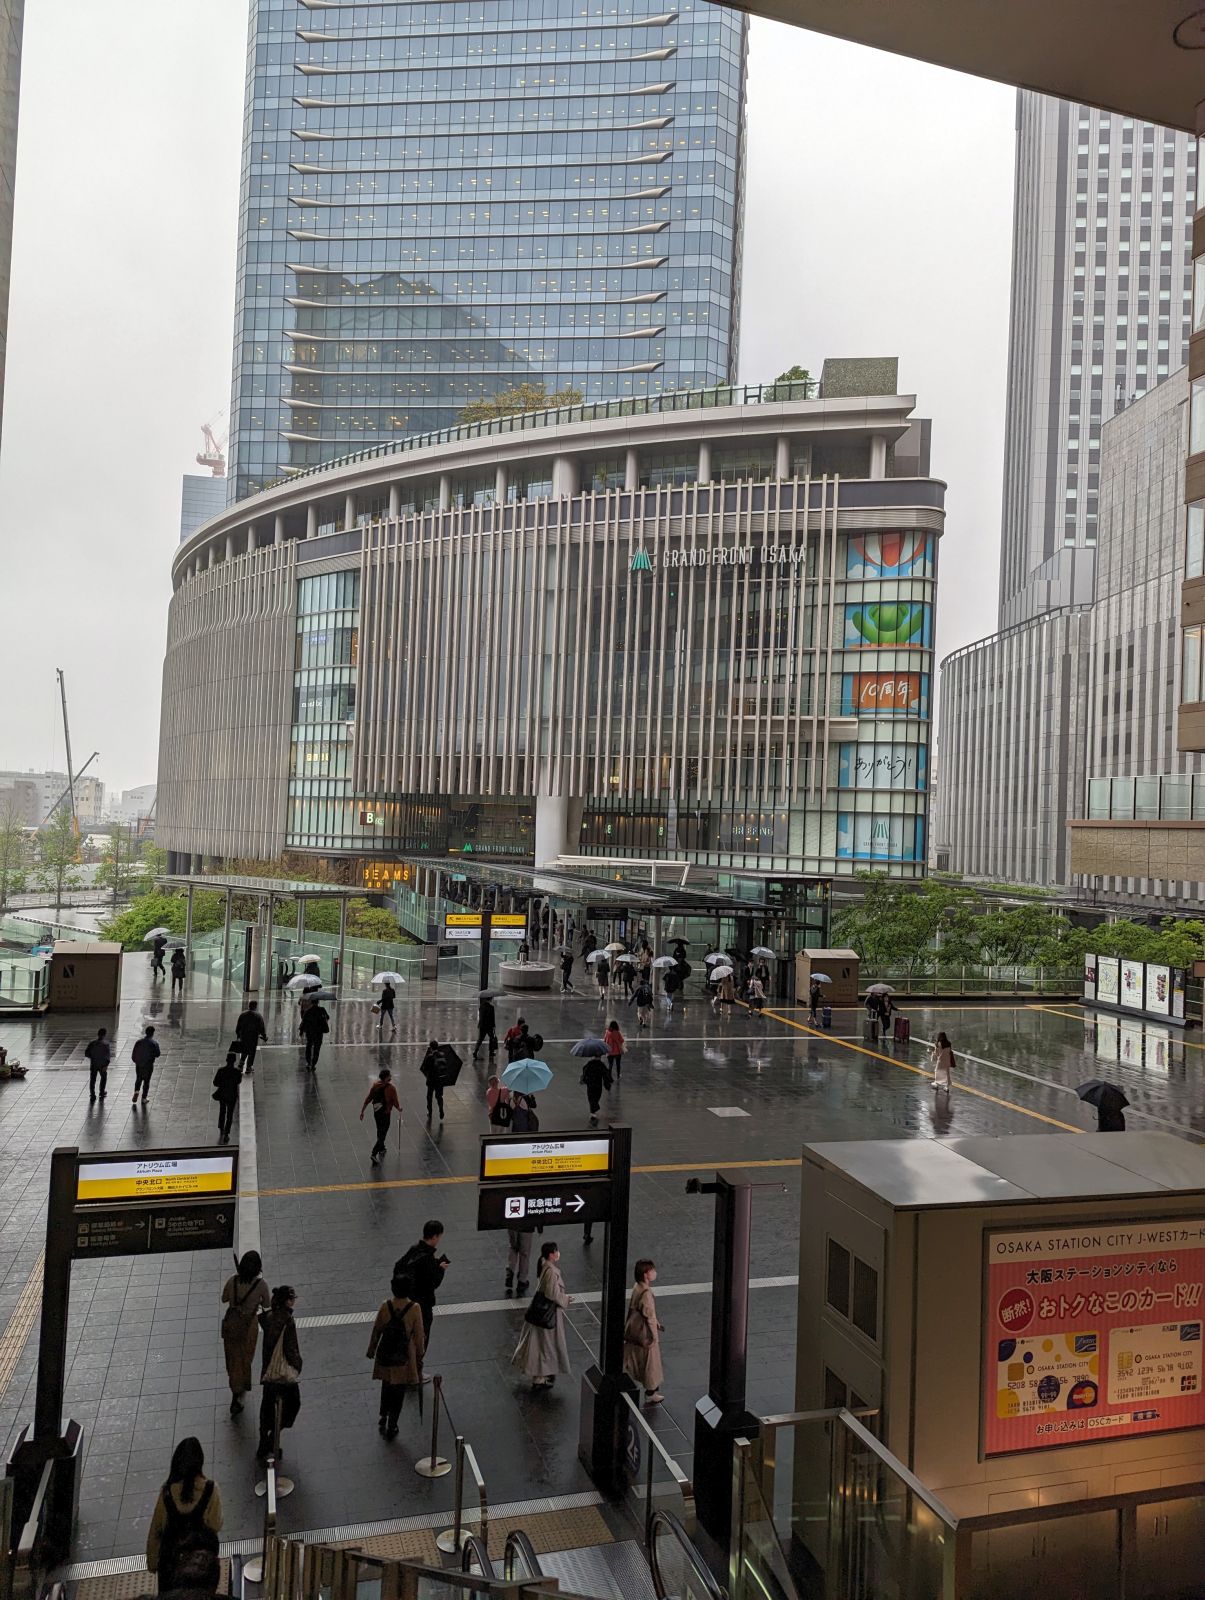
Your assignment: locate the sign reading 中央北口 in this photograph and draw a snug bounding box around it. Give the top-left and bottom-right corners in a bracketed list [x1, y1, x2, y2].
[76, 1153, 236, 1204]
[480, 1135, 611, 1182]
[983, 1220, 1205, 1456]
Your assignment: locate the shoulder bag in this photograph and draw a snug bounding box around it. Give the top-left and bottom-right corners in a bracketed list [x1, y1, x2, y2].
[263, 1326, 301, 1384]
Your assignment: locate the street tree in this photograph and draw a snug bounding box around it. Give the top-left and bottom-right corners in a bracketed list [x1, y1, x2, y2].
[97, 824, 151, 908]
[0, 797, 28, 913]
[458, 382, 583, 424]
[35, 808, 82, 916]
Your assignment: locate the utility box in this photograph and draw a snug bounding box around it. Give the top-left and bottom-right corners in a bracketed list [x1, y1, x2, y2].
[796, 1133, 1205, 1591]
[48, 941, 123, 1011]
[795, 947, 858, 1008]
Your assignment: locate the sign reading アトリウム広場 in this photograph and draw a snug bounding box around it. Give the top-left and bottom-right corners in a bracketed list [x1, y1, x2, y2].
[76, 1153, 236, 1204]
[984, 1220, 1205, 1456]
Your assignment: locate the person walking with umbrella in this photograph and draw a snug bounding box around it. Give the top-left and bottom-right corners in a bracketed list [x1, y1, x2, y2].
[150, 932, 167, 978]
[298, 996, 330, 1070]
[419, 1040, 448, 1121]
[360, 1066, 402, 1164]
[377, 980, 397, 1036]
[594, 952, 610, 1003]
[617, 955, 635, 998]
[473, 993, 499, 1060]
[512, 1241, 572, 1391]
[808, 978, 822, 1025]
[1078, 1079, 1129, 1131]
[571, 1037, 612, 1125]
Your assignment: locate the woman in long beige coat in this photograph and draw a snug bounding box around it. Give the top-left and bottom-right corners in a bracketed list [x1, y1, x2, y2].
[220, 1251, 271, 1416]
[623, 1258, 664, 1403]
[513, 1242, 572, 1390]
[366, 1273, 426, 1439]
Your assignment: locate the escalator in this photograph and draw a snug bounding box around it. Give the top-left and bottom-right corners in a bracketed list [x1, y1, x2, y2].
[460, 1516, 726, 1599]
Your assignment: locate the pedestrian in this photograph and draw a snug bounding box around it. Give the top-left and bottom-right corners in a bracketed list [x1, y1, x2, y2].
[150, 933, 167, 978]
[170, 947, 186, 997]
[473, 995, 498, 1060]
[212, 1051, 242, 1143]
[754, 959, 771, 994]
[505, 1223, 537, 1294]
[808, 980, 822, 1025]
[298, 999, 329, 1070]
[623, 1258, 665, 1405]
[603, 1018, 625, 1080]
[581, 928, 597, 958]
[595, 955, 610, 1001]
[220, 1250, 271, 1416]
[366, 1271, 426, 1441]
[145, 1437, 222, 1593]
[511, 1091, 540, 1133]
[581, 1053, 612, 1126]
[560, 950, 575, 993]
[85, 1026, 110, 1101]
[257, 1286, 302, 1460]
[419, 1039, 446, 1121]
[131, 1025, 161, 1105]
[931, 1031, 955, 1091]
[360, 1066, 402, 1164]
[631, 980, 653, 1028]
[394, 1220, 448, 1346]
[746, 974, 766, 1013]
[376, 980, 397, 1036]
[619, 959, 635, 998]
[234, 1000, 267, 1072]
[504, 1018, 529, 1060]
[1097, 1100, 1126, 1132]
[718, 971, 736, 1009]
[486, 1074, 512, 1128]
[512, 1241, 572, 1391]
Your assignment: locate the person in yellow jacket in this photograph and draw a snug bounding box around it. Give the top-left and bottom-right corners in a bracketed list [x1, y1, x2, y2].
[145, 1438, 222, 1591]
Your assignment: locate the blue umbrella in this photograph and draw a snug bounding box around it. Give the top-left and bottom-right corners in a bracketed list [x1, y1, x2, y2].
[570, 1038, 609, 1058]
[501, 1059, 554, 1094]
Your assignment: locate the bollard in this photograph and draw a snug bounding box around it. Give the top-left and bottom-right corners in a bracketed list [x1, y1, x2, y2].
[243, 1455, 277, 1584]
[255, 1396, 295, 1499]
[414, 1374, 452, 1478]
[435, 1436, 468, 1554]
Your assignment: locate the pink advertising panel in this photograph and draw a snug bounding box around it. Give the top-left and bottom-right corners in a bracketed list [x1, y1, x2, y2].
[984, 1220, 1205, 1456]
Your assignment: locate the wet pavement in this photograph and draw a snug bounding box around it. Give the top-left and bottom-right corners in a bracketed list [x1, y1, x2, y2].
[1, 961, 1202, 1560]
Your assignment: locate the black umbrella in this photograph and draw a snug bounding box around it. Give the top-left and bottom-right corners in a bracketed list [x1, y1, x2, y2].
[434, 1045, 464, 1087]
[1077, 1079, 1130, 1113]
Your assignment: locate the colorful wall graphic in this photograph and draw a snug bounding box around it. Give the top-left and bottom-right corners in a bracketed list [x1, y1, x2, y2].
[1096, 956, 1120, 1006]
[984, 1221, 1205, 1456]
[1120, 959, 1144, 1011]
[835, 812, 923, 862]
[837, 743, 925, 792]
[846, 531, 933, 580]
[840, 672, 928, 716]
[843, 602, 932, 650]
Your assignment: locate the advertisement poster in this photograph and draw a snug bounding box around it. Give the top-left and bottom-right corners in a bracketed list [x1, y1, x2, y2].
[1096, 957, 1120, 1006]
[1146, 963, 1171, 1017]
[846, 531, 933, 580]
[835, 813, 921, 863]
[837, 743, 924, 792]
[1174, 969, 1186, 1021]
[840, 672, 926, 716]
[843, 601, 932, 650]
[984, 1220, 1205, 1457]
[1083, 957, 1096, 1003]
[1120, 959, 1144, 1011]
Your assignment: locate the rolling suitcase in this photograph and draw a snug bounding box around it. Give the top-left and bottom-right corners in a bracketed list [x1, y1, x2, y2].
[862, 1017, 879, 1043]
[893, 1016, 911, 1044]
[822, 1004, 832, 1029]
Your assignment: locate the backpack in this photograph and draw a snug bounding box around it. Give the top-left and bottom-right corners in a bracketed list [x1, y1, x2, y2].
[158, 1481, 217, 1584]
[376, 1302, 413, 1366]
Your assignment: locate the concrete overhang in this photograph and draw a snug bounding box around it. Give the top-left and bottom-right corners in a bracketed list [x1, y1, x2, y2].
[737, 0, 1205, 134]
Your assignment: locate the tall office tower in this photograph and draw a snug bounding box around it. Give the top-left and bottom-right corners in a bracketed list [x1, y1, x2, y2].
[0, 1, 23, 447]
[227, 0, 747, 502]
[934, 92, 1198, 887]
[998, 92, 1196, 630]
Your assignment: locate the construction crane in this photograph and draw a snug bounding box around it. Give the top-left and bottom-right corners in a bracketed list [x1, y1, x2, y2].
[196, 415, 228, 477]
[42, 751, 99, 830]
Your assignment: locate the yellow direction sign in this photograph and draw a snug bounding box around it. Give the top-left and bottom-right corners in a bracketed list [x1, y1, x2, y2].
[492, 914, 527, 927]
[445, 912, 482, 927]
[76, 1153, 237, 1204]
[481, 1135, 611, 1181]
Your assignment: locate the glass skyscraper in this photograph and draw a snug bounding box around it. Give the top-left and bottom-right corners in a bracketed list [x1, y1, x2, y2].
[228, 0, 747, 501]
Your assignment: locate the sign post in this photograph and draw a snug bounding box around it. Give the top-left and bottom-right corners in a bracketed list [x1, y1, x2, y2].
[480, 907, 492, 993]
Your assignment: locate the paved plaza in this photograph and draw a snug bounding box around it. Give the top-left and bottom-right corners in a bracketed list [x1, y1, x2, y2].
[1, 962, 1203, 1566]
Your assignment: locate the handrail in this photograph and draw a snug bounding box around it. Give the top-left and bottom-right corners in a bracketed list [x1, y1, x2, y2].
[834, 1410, 960, 1529]
[244, 1458, 278, 1585]
[503, 1530, 543, 1582]
[648, 1510, 726, 1600]
[459, 1534, 494, 1579]
[12, 1459, 53, 1600]
[620, 1390, 694, 1546]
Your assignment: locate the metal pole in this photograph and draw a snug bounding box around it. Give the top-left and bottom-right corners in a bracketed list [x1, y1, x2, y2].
[414, 1375, 452, 1477]
[297, 894, 306, 952]
[435, 1436, 467, 1554]
[33, 1148, 77, 1443]
[600, 1125, 631, 1377]
[337, 896, 348, 989]
[479, 908, 492, 992]
[265, 895, 275, 994]
[184, 883, 194, 958]
[222, 888, 232, 983]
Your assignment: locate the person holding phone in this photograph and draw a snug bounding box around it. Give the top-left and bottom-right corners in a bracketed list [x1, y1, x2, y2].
[394, 1220, 448, 1346]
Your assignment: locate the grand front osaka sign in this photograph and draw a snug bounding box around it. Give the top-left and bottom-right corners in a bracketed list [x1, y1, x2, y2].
[630, 543, 806, 572]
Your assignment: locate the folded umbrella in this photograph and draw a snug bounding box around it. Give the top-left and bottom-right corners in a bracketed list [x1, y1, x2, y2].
[1077, 1079, 1130, 1112]
[285, 974, 322, 991]
[571, 1038, 610, 1057]
[501, 1059, 554, 1094]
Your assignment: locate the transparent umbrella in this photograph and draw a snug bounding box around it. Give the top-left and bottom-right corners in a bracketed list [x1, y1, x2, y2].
[750, 946, 777, 959]
[372, 971, 407, 984]
[285, 974, 322, 991]
[652, 956, 677, 968]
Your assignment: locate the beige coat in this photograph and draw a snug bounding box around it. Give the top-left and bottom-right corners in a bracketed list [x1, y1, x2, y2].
[513, 1262, 571, 1377]
[221, 1274, 271, 1396]
[367, 1296, 426, 1385]
[622, 1282, 663, 1392]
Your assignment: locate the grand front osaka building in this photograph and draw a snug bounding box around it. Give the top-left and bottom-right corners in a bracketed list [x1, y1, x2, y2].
[159, 361, 943, 881]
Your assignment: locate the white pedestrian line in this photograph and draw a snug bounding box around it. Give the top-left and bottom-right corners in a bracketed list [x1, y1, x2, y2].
[236, 1071, 261, 1258]
[708, 1105, 750, 1117]
[295, 1273, 797, 1330]
[256, 1034, 788, 1051]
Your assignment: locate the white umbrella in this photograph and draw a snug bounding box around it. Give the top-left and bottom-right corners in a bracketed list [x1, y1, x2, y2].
[652, 955, 677, 969]
[751, 946, 777, 959]
[297, 952, 323, 964]
[614, 953, 636, 965]
[372, 971, 407, 984]
[866, 983, 895, 996]
[604, 941, 625, 954]
[711, 965, 734, 980]
[810, 973, 833, 985]
[585, 949, 607, 964]
[286, 974, 322, 991]
[704, 951, 727, 965]
[143, 927, 172, 941]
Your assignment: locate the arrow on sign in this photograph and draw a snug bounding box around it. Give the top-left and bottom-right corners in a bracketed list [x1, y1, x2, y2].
[567, 1194, 585, 1213]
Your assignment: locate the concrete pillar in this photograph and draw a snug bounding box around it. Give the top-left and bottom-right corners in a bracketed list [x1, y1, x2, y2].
[439, 474, 451, 512]
[624, 448, 639, 491]
[344, 492, 356, 530]
[247, 523, 258, 553]
[698, 441, 712, 484]
[265, 895, 275, 993]
[495, 465, 508, 504]
[870, 434, 888, 479]
[306, 505, 318, 539]
[535, 789, 570, 868]
[225, 533, 235, 562]
[775, 436, 791, 480]
[274, 513, 285, 546]
[388, 484, 401, 519]
[552, 455, 578, 497]
[207, 547, 216, 568]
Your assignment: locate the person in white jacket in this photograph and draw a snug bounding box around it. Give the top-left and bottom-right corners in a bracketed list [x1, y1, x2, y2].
[931, 1032, 955, 1090]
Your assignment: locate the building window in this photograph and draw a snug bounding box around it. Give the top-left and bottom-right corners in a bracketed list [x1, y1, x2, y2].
[1187, 502, 1205, 580]
[1192, 378, 1205, 458]
[1184, 626, 1205, 704]
[1195, 256, 1205, 334]
[826, 1238, 879, 1342]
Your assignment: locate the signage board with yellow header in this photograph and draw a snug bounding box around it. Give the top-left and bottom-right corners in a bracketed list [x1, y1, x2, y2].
[480, 1134, 611, 1182]
[446, 912, 482, 926]
[76, 1151, 237, 1205]
[491, 914, 527, 927]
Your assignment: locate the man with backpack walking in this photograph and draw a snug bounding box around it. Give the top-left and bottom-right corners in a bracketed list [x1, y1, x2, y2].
[394, 1221, 448, 1346]
[360, 1067, 401, 1164]
[131, 1026, 161, 1105]
[298, 1000, 330, 1069]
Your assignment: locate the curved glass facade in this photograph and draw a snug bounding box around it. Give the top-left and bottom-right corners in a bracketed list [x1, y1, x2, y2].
[229, 0, 747, 500]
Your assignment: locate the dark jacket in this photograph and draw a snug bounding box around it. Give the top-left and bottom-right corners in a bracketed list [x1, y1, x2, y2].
[478, 999, 496, 1032]
[259, 1308, 302, 1379]
[380, 984, 396, 1012]
[131, 1036, 160, 1071]
[419, 1044, 444, 1085]
[84, 1037, 111, 1069]
[236, 1009, 267, 1044]
[298, 1004, 330, 1039]
[213, 1064, 242, 1104]
[170, 951, 186, 976]
[582, 1059, 613, 1093]
[394, 1240, 446, 1309]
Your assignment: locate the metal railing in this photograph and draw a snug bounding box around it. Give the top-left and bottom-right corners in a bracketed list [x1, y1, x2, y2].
[503, 1531, 543, 1583]
[621, 1391, 695, 1545]
[243, 1455, 279, 1585]
[648, 1510, 726, 1600]
[10, 1459, 52, 1600]
[437, 1436, 488, 1557]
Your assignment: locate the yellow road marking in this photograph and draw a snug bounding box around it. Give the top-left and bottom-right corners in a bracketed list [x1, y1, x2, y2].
[249, 1156, 801, 1200]
[758, 1006, 1084, 1134]
[1032, 1001, 1205, 1052]
[0, 1250, 44, 1402]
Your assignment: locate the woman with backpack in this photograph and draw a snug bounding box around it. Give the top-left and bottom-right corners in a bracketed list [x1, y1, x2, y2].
[931, 1032, 956, 1092]
[220, 1250, 271, 1416]
[630, 980, 654, 1028]
[512, 1241, 572, 1391]
[366, 1272, 426, 1440]
[145, 1437, 223, 1591]
[360, 1067, 402, 1164]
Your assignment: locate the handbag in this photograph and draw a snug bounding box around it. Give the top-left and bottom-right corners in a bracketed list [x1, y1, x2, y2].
[524, 1291, 558, 1330]
[624, 1306, 654, 1348]
[263, 1327, 300, 1384]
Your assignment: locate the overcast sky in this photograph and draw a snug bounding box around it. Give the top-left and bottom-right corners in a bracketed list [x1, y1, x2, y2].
[0, 3, 1015, 795]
